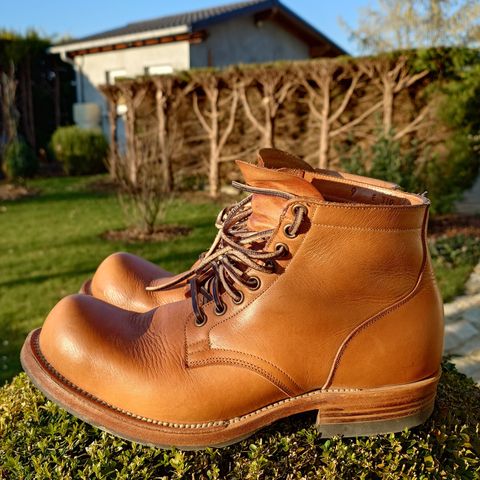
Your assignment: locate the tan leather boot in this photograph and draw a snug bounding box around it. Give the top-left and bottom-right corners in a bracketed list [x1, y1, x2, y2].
[22, 159, 443, 449]
[80, 148, 400, 312]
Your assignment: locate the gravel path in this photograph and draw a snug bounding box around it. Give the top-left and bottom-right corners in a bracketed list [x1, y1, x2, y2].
[443, 262, 480, 383]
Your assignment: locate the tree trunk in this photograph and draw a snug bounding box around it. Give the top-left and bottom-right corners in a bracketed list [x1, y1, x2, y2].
[318, 80, 331, 169]
[209, 144, 220, 198]
[107, 100, 118, 178]
[208, 90, 220, 198]
[382, 79, 393, 135]
[156, 88, 173, 193]
[266, 113, 275, 149]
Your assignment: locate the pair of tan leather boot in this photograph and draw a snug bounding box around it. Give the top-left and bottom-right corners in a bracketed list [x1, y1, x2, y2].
[21, 149, 444, 449]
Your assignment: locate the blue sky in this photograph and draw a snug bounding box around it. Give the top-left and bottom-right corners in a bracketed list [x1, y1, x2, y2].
[1, 0, 366, 54]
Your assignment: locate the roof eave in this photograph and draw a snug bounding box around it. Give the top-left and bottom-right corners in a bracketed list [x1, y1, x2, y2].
[49, 24, 190, 54]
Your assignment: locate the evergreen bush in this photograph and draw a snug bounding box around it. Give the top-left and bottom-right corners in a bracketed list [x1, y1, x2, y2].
[51, 126, 108, 175]
[4, 139, 38, 180]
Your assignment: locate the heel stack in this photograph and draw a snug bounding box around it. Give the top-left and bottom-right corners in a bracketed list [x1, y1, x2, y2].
[315, 374, 439, 438]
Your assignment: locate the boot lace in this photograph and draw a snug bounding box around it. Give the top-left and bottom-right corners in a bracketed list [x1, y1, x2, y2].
[146, 182, 308, 326]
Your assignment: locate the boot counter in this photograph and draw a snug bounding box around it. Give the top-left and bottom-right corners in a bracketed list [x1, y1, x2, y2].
[327, 254, 444, 389]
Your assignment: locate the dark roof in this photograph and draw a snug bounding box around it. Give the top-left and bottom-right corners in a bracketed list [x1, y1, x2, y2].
[56, 0, 346, 55]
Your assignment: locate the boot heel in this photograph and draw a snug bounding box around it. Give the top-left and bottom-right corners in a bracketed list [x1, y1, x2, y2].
[315, 374, 439, 438]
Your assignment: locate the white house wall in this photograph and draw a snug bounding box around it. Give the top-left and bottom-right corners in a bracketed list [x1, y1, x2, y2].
[190, 15, 310, 67]
[72, 41, 190, 138]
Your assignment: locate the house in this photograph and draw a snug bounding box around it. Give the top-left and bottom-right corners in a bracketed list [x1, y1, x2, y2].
[50, 0, 346, 132]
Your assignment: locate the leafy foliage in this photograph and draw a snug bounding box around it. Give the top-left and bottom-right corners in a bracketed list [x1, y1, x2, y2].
[340, 130, 479, 215]
[51, 126, 108, 175]
[430, 233, 480, 301]
[1, 363, 479, 478]
[341, 1, 480, 53]
[4, 138, 38, 180]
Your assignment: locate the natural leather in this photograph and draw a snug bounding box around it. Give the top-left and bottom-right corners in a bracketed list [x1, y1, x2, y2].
[85, 149, 400, 312]
[38, 164, 443, 425]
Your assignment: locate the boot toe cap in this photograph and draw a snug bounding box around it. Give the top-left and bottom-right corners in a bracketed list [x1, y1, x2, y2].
[39, 294, 139, 398]
[90, 252, 172, 311]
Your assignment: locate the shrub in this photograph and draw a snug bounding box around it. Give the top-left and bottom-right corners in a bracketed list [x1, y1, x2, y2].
[340, 133, 475, 214]
[341, 134, 421, 189]
[115, 131, 171, 234]
[51, 126, 108, 175]
[0, 362, 479, 478]
[4, 139, 38, 180]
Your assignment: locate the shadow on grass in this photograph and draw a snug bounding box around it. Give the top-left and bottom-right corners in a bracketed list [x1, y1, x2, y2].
[0, 267, 96, 289]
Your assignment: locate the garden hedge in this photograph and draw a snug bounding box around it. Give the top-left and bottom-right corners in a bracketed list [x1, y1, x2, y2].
[1, 362, 479, 479]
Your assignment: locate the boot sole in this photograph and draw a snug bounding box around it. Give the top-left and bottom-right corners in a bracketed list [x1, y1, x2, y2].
[79, 279, 92, 295]
[21, 329, 439, 450]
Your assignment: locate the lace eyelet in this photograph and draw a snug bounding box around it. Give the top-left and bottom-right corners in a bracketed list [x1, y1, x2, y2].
[195, 314, 207, 327]
[233, 291, 244, 305]
[292, 203, 308, 216]
[247, 276, 261, 290]
[283, 224, 296, 239]
[214, 303, 227, 316]
[275, 242, 289, 257]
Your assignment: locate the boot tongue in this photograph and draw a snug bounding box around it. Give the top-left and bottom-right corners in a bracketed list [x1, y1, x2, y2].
[236, 151, 323, 231]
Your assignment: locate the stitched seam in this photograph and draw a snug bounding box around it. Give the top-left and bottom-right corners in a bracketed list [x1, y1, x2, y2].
[325, 208, 430, 388]
[207, 203, 317, 335]
[309, 223, 421, 232]
[31, 332, 363, 429]
[189, 357, 294, 396]
[197, 348, 302, 391]
[184, 202, 312, 391]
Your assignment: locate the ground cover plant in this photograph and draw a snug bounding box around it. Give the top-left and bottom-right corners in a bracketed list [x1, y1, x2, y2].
[0, 175, 479, 478]
[0, 363, 478, 478]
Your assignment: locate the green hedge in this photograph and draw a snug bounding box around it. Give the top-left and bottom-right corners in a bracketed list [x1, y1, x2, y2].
[4, 139, 38, 180]
[50, 126, 108, 176]
[1, 362, 479, 479]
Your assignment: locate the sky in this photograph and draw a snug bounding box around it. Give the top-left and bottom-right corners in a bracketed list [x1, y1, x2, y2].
[0, 0, 367, 54]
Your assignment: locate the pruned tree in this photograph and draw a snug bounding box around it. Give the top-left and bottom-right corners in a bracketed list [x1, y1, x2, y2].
[99, 84, 121, 178]
[301, 60, 382, 168]
[358, 56, 430, 136]
[239, 66, 296, 148]
[116, 130, 170, 235]
[192, 70, 239, 197]
[153, 75, 194, 193]
[116, 81, 150, 185]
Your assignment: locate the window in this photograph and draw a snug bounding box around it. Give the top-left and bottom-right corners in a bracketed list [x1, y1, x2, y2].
[106, 69, 126, 84]
[145, 65, 174, 76]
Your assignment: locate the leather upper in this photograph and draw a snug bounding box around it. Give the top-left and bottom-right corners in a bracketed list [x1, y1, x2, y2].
[85, 149, 400, 312]
[39, 164, 444, 424]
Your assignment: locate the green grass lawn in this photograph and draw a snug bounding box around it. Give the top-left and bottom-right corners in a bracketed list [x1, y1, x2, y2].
[0, 175, 222, 384]
[0, 175, 478, 385]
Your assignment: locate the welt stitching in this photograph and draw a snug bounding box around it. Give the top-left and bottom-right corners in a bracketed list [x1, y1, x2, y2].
[31, 333, 226, 429]
[30, 331, 371, 430]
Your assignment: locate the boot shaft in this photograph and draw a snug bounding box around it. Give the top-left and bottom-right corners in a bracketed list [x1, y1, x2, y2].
[186, 176, 443, 393]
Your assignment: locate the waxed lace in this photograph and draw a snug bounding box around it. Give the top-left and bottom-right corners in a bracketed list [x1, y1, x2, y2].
[146, 182, 308, 325]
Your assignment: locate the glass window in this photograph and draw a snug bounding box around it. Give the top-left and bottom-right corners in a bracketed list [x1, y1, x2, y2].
[106, 69, 126, 84]
[145, 65, 174, 76]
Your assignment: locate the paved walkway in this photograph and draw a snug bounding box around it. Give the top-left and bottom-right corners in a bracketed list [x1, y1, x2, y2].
[456, 175, 480, 214]
[443, 262, 480, 383]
